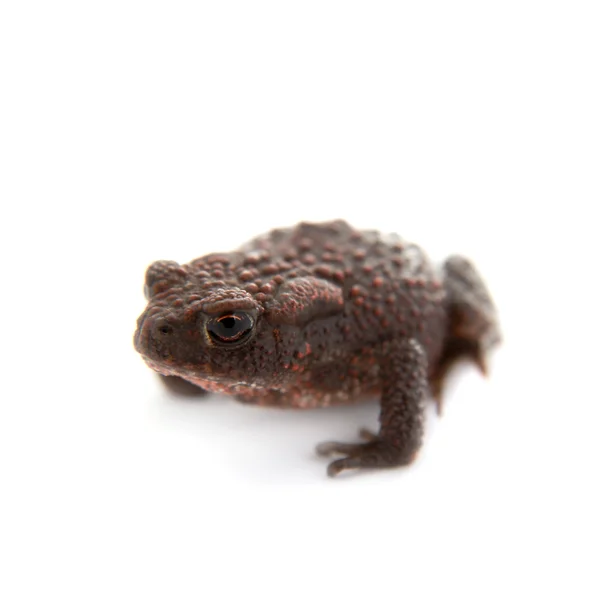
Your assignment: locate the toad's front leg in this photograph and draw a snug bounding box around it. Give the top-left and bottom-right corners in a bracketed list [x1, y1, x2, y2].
[158, 374, 210, 397]
[317, 338, 427, 477]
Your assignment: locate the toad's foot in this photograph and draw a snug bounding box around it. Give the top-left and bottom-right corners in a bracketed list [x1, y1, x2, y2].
[316, 429, 417, 477]
[430, 339, 489, 415]
[316, 427, 377, 456]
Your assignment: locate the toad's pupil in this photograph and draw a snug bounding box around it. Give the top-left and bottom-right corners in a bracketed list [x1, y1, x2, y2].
[220, 317, 236, 329]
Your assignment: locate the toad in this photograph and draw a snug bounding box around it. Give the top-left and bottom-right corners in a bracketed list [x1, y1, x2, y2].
[134, 220, 499, 476]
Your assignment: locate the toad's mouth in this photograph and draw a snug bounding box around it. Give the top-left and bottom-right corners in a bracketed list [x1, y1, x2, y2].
[140, 356, 270, 395]
[141, 356, 215, 379]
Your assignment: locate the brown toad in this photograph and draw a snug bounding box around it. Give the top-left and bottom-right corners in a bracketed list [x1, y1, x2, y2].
[134, 220, 499, 476]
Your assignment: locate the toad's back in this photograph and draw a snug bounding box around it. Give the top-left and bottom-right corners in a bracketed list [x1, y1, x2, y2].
[230, 219, 447, 365]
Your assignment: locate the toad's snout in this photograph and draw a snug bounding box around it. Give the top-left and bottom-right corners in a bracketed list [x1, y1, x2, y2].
[134, 313, 177, 362]
[134, 311, 206, 369]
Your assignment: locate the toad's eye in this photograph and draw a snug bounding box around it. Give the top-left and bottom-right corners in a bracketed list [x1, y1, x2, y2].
[206, 312, 254, 346]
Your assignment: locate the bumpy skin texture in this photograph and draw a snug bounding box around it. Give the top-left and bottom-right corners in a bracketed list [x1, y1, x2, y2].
[134, 220, 500, 476]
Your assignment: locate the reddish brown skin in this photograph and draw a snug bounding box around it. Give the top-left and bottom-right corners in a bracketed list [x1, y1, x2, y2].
[134, 220, 500, 476]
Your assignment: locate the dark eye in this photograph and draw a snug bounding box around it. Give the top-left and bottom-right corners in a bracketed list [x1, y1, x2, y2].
[206, 312, 254, 346]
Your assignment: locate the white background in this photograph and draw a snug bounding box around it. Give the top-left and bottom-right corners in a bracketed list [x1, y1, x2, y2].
[1, 2, 599, 599]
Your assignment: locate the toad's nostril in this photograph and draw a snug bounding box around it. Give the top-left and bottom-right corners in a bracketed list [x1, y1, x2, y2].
[154, 319, 174, 337]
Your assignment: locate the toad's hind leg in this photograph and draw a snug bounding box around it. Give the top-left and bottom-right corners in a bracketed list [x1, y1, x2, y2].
[431, 255, 501, 413]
